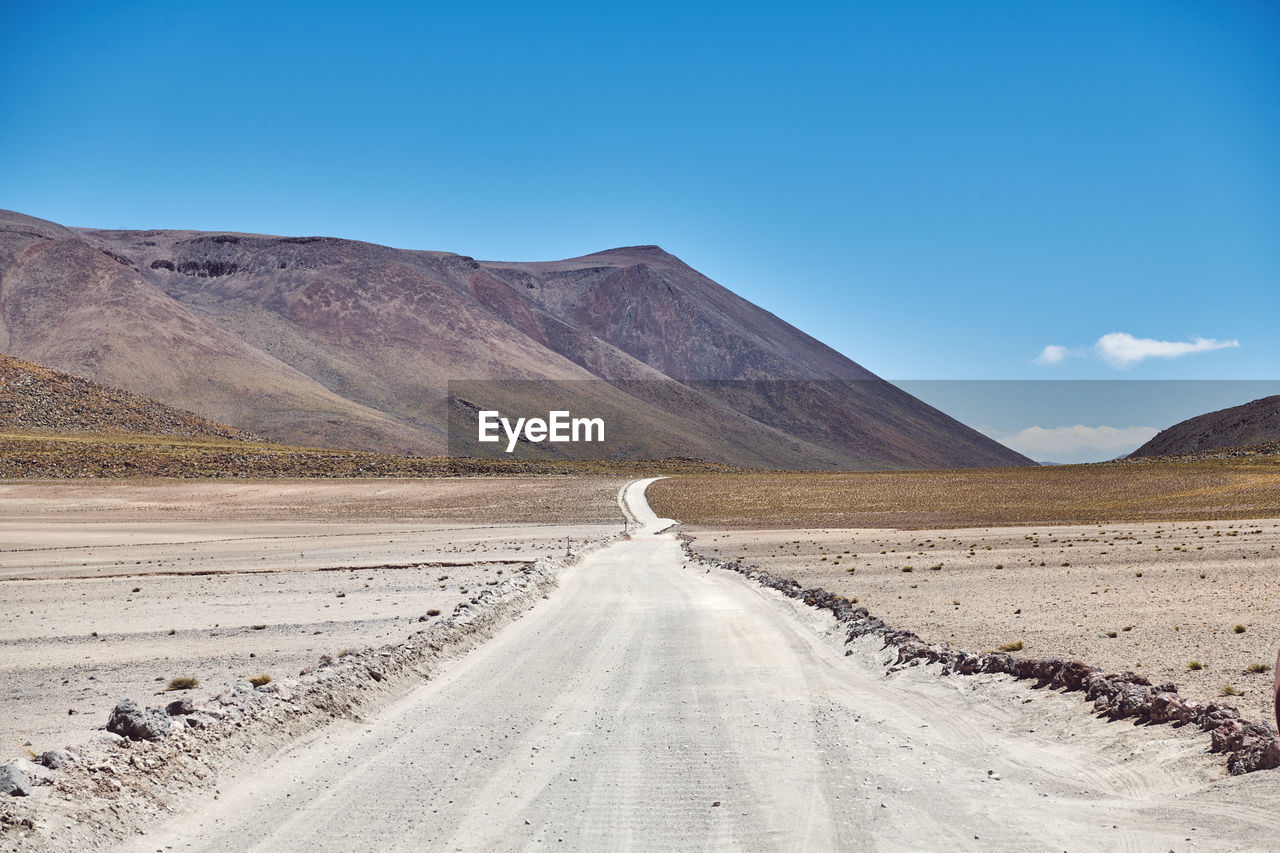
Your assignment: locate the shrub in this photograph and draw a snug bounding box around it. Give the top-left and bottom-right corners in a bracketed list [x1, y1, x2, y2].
[1187, 660, 1204, 671]
[996, 640, 1023, 652]
[1105, 631, 1117, 638]
[1233, 624, 1247, 634]
[251, 624, 267, 630]
[1246, 662, 1271, 674]
[1220, 685, 1242, 697]
[248, 674, 271, 687]
[166, 676, 199, 691]
[426, 608, 441, 617]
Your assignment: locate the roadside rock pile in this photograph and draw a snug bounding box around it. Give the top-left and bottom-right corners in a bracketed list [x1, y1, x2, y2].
[0, 535, 615, 850]
[679, 534, 1280, 775]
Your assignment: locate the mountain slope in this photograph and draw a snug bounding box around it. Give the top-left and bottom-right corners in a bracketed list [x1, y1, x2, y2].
[1130, 396, 1280, 457]
[0, 352, 256, 440]
[0, 209, 1031, 469]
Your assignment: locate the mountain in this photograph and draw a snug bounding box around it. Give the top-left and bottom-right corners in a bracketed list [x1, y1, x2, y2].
[1130, 396, 1280, 458]
[0, 209, 1032, 469]
[0, 352, 256, 441]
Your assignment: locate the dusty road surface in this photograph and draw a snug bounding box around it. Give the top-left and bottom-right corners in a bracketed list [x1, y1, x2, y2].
[124, 480, 1280, 852]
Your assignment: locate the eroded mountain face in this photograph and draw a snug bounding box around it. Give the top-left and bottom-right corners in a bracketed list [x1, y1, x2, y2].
[0, 209, 1031, 469]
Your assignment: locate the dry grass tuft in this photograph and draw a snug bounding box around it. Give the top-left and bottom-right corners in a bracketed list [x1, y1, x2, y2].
[166, 676, 199, 691]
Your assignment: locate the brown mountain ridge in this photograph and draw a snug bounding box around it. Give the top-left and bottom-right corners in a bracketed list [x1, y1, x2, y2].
[0, 209, 1031, 470]
[1130, 396, 1280, 458]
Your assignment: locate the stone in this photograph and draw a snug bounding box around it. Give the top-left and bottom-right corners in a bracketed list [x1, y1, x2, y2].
[183, 713, 219, 729]
[39, 749, 73, 770]
[106, 698, 172, 741]
[0, 763, 31, 797]
[1228, 735, 1280, 775]
[1054, 661, 1095, 692]
[166, 697, 196, 716]
[1149, 692, 1185, 724]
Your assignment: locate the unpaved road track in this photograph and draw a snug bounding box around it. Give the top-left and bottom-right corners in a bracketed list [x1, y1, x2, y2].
[126, 480, 1280, 852]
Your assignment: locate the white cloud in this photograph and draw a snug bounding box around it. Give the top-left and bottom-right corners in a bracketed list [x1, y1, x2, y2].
[996, 424, 1159, 463]
[1095, 332, 1239, 368]
[1033, 344, 1071, 365]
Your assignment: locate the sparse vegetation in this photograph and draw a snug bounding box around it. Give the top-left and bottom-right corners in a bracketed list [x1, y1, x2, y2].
[995, 640, 1023, 653]
[1234, 624, 1247, 634]
[426, 608, 441, 617]
[1220, 685, 1242, 697]
[247, 674, 271, 687]
[648, 460, 1280, 529]
[0, 428, 752, 480]
[166, 676, 199, 691]
[1246, 662, 1271, 674]
[1187, 660, 1204, 671]
[251, 624, 267, 630]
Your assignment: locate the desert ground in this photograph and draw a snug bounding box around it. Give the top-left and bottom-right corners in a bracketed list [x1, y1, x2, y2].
[649, 467, 1280, 724]
[117, 480, 1280, 852]
[682, 520, 1280, 723]
[4, 471, 1280, 851]
[0, 477, 624, 759]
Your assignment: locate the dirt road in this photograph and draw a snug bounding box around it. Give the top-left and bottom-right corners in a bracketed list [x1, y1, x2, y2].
[125, 480, 1280, 852]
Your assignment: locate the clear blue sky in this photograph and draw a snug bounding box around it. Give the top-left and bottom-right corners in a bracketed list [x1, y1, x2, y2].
[2, 1, 1277, 394]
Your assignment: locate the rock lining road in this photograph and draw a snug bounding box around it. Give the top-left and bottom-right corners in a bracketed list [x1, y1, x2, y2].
[126, 479, 1280, 851]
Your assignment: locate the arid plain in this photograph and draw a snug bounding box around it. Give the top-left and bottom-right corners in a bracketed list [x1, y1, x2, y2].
[0, 477, 625, 759]
[648, 461, 1280, 724]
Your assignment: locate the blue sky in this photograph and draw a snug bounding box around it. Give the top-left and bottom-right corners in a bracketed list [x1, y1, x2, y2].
[2, 2, 1277, 459]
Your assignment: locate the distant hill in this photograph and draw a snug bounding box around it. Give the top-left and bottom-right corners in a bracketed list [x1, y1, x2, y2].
[0, 353, 256, 441]
[1130, 396, 1280, 458]
[0, 209, 1032, 470]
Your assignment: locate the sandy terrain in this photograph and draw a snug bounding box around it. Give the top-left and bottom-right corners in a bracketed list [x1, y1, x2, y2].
[0, 478, 623, 759]
[0, 476, 628, 524]
[122, 481, 1280, 852]
[685, 518, 1280, 723]
[647, 463, 1280, 528]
